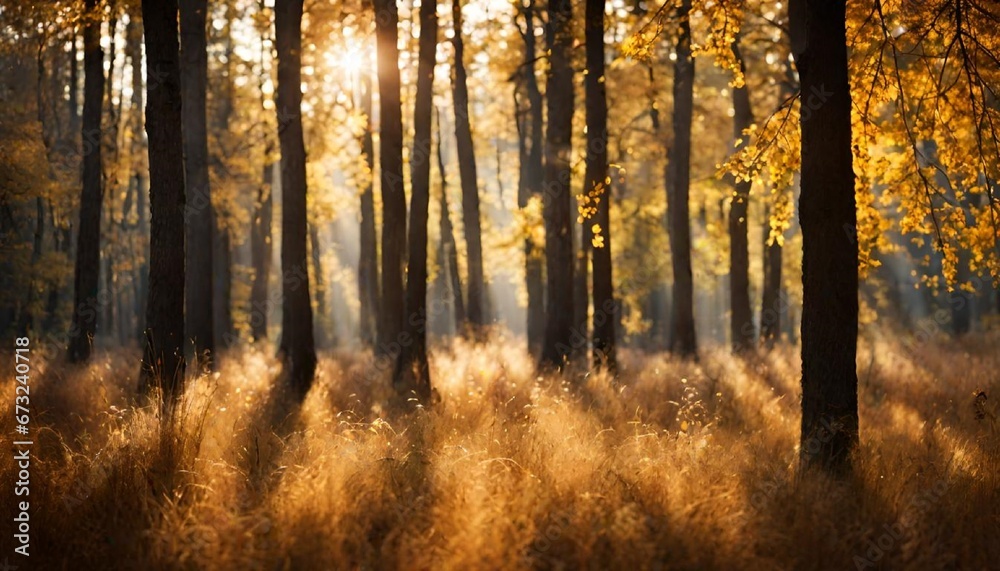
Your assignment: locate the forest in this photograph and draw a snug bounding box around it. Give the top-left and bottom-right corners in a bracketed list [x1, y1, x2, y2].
[0, 0, 998, 568]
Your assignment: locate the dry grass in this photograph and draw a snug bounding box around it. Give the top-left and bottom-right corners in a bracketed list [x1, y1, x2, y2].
[2, 332, 998, 570]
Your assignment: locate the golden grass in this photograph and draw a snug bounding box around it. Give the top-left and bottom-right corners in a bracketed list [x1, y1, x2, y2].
[2, 332, 998, 570]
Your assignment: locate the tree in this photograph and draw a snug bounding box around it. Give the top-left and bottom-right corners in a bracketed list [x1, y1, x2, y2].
[275, 0, 317, 396]
[451, 0, 485, 331]
[760, 199, 784, 347]
[585, 0, 616, 370]
[250, 160, 273, 342]
[437, 109, 466, 331]
[516, 0, 545, 355]
[358, 74, 379, 346]
[395, 0, 437, 398]
[728, 34, 754, 352]
[539, 0, 575, 368]
[666, 0, 697, 358]
[179, 0, 215, 366]
[126, 10, 149, 341]
[790, 0, 858, 474]
[373, 0, 407, 361]
[67, 0, 104, 363]
[250, 8, 274, 345]
[139, 0, 187, 405]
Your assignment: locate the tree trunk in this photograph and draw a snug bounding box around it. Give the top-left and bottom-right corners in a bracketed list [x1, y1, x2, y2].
[518, 0, 545, 355]
[67, 0, 105, 363]
[586, 0, 616, 371]
[373, 0, 407, 361]
[437, 110, 466, 331]
[125, 11, 149, 341]
[394, 0, 437, 399]
[666, 0, 697, 358]
[729, 36, 754, 352]
[179, 0, 215, 365]
[139, 0, 187, 406]
[451, 0, 486, 332]
[213, 5, 237, 350]
[539, 0, 576, 368]
[790, 0, 859, 474]
[574, 218, 589, 365]
[358, 74, 379, 346]
[760, 201, 783, 346]
[275, 0, 317, 396]
[250, 160, 274, 342]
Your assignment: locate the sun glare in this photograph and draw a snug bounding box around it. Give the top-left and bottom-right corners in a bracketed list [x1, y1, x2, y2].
[326, 46, 366, 78]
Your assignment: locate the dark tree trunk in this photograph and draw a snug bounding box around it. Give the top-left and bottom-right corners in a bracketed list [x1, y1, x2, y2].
[250, 18, 273, 345]
[99, 13, 123, 343]
[574, 219, 589, 365]
[518, 0, 545, 355]
[539, 0, 575, 368]
[729, 36, 754, 352]
[275, 0, 317, 396]
[790, 0, 859, 474]
[451, 0, 485, 331]
[394, 0, 437, 399]
[586, 0, 616, 371]
[139, 0, 187, 405]
[67, 0, 105, 363]
[761, 64, 796, 348]
[358, 75, 379, 346]
[179, 0, 215, 365]
[437, 110, 466, 330]
[373, 0, 407, 361]
[250, 160, 274, 342]
[760, 201, 783, 346]
[666, 0, 697, 358]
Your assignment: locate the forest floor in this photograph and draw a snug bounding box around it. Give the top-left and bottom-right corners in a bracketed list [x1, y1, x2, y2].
[2, 331, 998, 570]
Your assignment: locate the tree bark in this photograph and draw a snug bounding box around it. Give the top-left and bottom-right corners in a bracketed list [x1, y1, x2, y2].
[666, 0, 697, 358]
[275, 0, 317, 396]
[437, 110, 466, 331]
[179, 0, 215, 365]
[729, 36, 754, 352]
[451, 0, 486, 331]
[67, 0, 105, 363]
[790, 0, 859, 475]
[139, 0, 187, 405]
[394, 0, 437, 399]
[574, 217, 589, 365]
[539, 0, 576, 368]
[250, 160, 274, 342]
[358, 74, 379, 346]
[213, 5, 237, 350]
[517, 0, 546, 355]
[586, 0, 616, 371]
[760, 201, 783, 346]
[373, 0, 407, 361]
